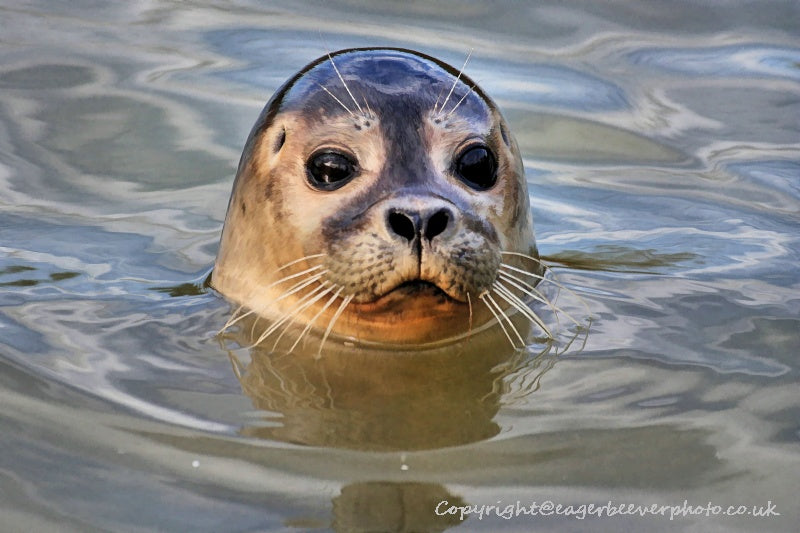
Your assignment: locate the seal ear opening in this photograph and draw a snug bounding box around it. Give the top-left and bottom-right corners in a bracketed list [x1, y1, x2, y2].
[273, 127, 286, 154]
[499, 123, 511, 148]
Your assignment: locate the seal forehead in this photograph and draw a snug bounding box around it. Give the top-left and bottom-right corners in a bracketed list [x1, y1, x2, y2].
[278, 49, 492, 122]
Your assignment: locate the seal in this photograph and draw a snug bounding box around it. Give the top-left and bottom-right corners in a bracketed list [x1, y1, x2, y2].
[212, 48, 548, 349]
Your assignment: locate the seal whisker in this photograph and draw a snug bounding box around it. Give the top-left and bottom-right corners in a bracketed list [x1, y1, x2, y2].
[433, 83, 448, 116]
[288, 286, 343, 353]
[316, 292, 354, 359]
[492, 281, 549, 336]
[557, 321, 590, 356]
[497, 271, 551, 307]
[482, 291, 525, 348]
[498, 271, 581, 328]
[465, 291, 474, 342]
[250, 315, 261, 339]
[499, 262, 592, 318]
[326, 51, 364, 116]
[275, 270, 328, 301]
[219, 303, 245, 334]
[315, 82, 356, 118]
[498, 262, 548, 282]
[254, 282, 330, 345]
[253, 281, 330, 348]
[437, 49, 473, 117]
[492, 280, 553, 338]
[227, 351, 245, 382]
[444, 83, 476, 118]
[267, 264, 325, 291]
[219, 305, 257, 335]
[361, 93, 374, 119]
[499, 250, 542, 263]
[488, 290, 527, 346]
[276, 253, 326, 272]
[479, 292, 517, 348]
[271, 283, 336, 351]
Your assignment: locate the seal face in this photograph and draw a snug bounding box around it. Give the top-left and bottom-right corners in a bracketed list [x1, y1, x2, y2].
[212, 48, 544, 347]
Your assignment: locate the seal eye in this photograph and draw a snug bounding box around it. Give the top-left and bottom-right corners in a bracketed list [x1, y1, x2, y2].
[455, 145, 497, 190]
[306, 150, 358, 190]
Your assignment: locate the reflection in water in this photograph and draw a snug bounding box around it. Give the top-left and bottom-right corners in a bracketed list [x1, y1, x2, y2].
[332, 482, 463, 532]
[629, 44, 800, 81]
[509, 111, 691, 165]
[220, 315, 583, 531]
[543, 245, 698, 274]
[224, 312, 574, 451]
[0, 264, 81, 287]
[0, 64, 94, 90]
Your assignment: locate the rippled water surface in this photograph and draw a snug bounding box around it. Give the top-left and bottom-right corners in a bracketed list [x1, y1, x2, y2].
[1, 1, 798, 531]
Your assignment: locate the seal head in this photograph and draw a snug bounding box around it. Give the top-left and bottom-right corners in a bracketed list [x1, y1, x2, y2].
[212, 48, 543, 347]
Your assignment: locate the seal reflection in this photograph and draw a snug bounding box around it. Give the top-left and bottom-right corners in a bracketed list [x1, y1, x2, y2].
[223, 313, 561, 451]
[221, 316, 561, 531]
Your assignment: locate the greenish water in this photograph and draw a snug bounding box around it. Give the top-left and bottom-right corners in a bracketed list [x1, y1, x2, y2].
[1, 1, 798, 531]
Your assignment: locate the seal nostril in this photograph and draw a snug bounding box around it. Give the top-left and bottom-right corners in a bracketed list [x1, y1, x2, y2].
[388, 211, 417, 242]
[425, 209, 450, 241]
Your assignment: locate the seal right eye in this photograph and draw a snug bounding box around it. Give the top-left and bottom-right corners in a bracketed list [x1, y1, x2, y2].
[306, 150, 358, 190]
[455, 145, 497, 190]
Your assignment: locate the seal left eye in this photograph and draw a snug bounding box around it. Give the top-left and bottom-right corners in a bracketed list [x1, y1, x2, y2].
[306, 151, 358, 190]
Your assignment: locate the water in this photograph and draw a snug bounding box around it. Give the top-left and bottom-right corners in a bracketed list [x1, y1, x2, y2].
[1, 1, 798, 531]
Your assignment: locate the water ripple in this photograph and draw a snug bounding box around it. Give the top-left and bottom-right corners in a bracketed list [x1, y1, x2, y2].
[628, 44, 800, 81]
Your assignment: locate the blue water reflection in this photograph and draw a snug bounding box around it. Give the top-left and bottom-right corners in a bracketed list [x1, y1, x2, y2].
[208, 29, 629, 111]
[629, 44, 800, 81]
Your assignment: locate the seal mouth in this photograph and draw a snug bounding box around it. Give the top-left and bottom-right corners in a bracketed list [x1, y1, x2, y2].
[363, 279, 464, 306]
[391, 280, 451, 298]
